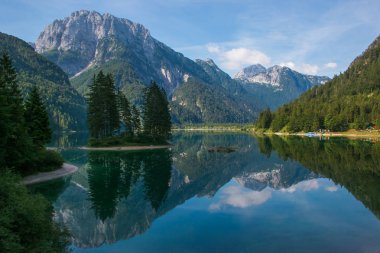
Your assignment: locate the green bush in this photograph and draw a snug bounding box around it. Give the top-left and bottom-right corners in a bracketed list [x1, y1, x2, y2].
[0, 170, 70, 253]
[24, 150, 64, 175]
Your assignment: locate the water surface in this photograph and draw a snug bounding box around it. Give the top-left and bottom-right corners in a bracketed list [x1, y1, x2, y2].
[32, 133, 380, 253]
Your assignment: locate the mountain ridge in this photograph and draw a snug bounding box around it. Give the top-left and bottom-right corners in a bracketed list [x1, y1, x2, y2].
[234, 64, 330, 109]
[0, 32, 87, 131]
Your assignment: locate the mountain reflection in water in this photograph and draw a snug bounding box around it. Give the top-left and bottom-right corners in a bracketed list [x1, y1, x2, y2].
[30, 133, 380, 252]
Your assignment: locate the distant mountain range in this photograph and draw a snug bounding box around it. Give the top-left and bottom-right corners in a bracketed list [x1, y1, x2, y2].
[32, 10, 329, 125]
[234, 64, 330, 109]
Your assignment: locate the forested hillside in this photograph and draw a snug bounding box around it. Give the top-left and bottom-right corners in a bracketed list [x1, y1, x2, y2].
[171, 78, 256, 124]
[259, 35, 380, 132]
[0, 32, 86, 131]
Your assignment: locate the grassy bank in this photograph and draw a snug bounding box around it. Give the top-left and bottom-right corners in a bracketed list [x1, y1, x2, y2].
[173, 123, 255, 132]
[250, 128, 380, 139]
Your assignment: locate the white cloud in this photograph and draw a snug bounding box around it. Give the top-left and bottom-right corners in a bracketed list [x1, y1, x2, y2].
[207, 44, 271, 72]
[279, 61, 296, 69]
[299, 63, 320, 75]
[324, 62, 337, 69]
[209, 186, 272, 211]
[279, 61, 319, 75]
[325, 186, 338, 192]
[206, 43, 221, 53]
[281, 179, 320, 193]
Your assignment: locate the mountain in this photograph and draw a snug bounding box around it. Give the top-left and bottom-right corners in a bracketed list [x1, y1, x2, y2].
[35, 10, 259, 124]
[170, 77, 256, 123]
[234, 64, 330, 109]
[170, 59, 260, 123]
[0, 32, 86, 131]
[35, 10, 208, 95]
[234, 64, 267, 79]
[261, 35, 380, 132]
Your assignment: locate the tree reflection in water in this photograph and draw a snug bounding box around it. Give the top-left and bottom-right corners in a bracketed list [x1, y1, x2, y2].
[87, 149, 172, 221]
[258, 135, 380, 219]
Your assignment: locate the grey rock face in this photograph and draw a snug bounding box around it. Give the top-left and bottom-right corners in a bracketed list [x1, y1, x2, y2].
[234, 64, 267, 80]
[233, 64, 330, 109]
[35, 10, 204, 96]
[234, 64, 330, 90]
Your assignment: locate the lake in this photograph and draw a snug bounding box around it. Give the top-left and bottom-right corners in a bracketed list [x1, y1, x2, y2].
[31, 132, 380, 253]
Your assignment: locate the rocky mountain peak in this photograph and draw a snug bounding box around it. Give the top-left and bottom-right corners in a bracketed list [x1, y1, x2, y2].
[269, 65, 289, 72]
[234, 63, 329, 88]
[36, 10, 151, 53]
[234, 64, 267, 79]
[204, 58, 216, 66]
[35, 10, 154, 76]
[195, 58, 217, 67]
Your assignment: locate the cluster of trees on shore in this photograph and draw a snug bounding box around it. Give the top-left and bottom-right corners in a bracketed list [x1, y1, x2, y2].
[0, 53, 62, 173]
[87, 71, 171, 145]
[256, 35, 380, 132]
[0, 53, 69, 252]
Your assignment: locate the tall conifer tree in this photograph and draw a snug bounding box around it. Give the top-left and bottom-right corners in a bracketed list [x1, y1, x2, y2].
[0, 53, 31, 168]
[87, 71, 120, 139]
[117, 91, 132, 136]
[104, 74, 119, 136]
[24, 86, 52, 147]
[131, 105, 141, 135]
[143, 81, 171, 143]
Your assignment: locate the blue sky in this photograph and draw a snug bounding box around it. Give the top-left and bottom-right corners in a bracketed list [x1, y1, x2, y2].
[1, 0, 380, 77]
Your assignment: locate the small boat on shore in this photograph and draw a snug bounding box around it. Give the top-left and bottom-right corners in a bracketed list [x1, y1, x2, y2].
[304, 132, 320, 137]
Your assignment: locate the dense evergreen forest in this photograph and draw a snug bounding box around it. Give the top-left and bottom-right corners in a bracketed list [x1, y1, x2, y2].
[170, 78, 257, 124]
[257, 36, 380, 132]
[87, 71, 171, 145]
[0, 32, 87, 131]
[0, 53, 70, 252]
[0, 53, 62, 173]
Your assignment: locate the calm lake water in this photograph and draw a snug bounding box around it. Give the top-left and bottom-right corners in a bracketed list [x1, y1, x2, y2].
[31, 132, 380, 253]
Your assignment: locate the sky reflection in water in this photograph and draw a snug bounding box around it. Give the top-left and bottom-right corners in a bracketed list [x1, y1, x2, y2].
[33, 133, 380, 253]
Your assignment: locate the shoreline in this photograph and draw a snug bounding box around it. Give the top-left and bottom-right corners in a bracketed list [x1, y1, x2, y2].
[257, 131, 380, 139]
[78, 145, 172, 151]
[172, 128, 245, 132]
[22, 163, 78, 185]
[175, 127, 380, 139]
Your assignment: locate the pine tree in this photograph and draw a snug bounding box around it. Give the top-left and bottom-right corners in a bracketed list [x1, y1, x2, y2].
[131, 105, 141, 135]
[142, 81, 171, 143]
[87, 72, 120, 139]
[117, 91, 133, 136]
[87, 74, 103, 138]
[24, 86, 52, 148]
[257, 108, 272, 129]
[0, 53, 32, 169]
[0, 61, 9, 168]
[104, 74, 119, 136]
